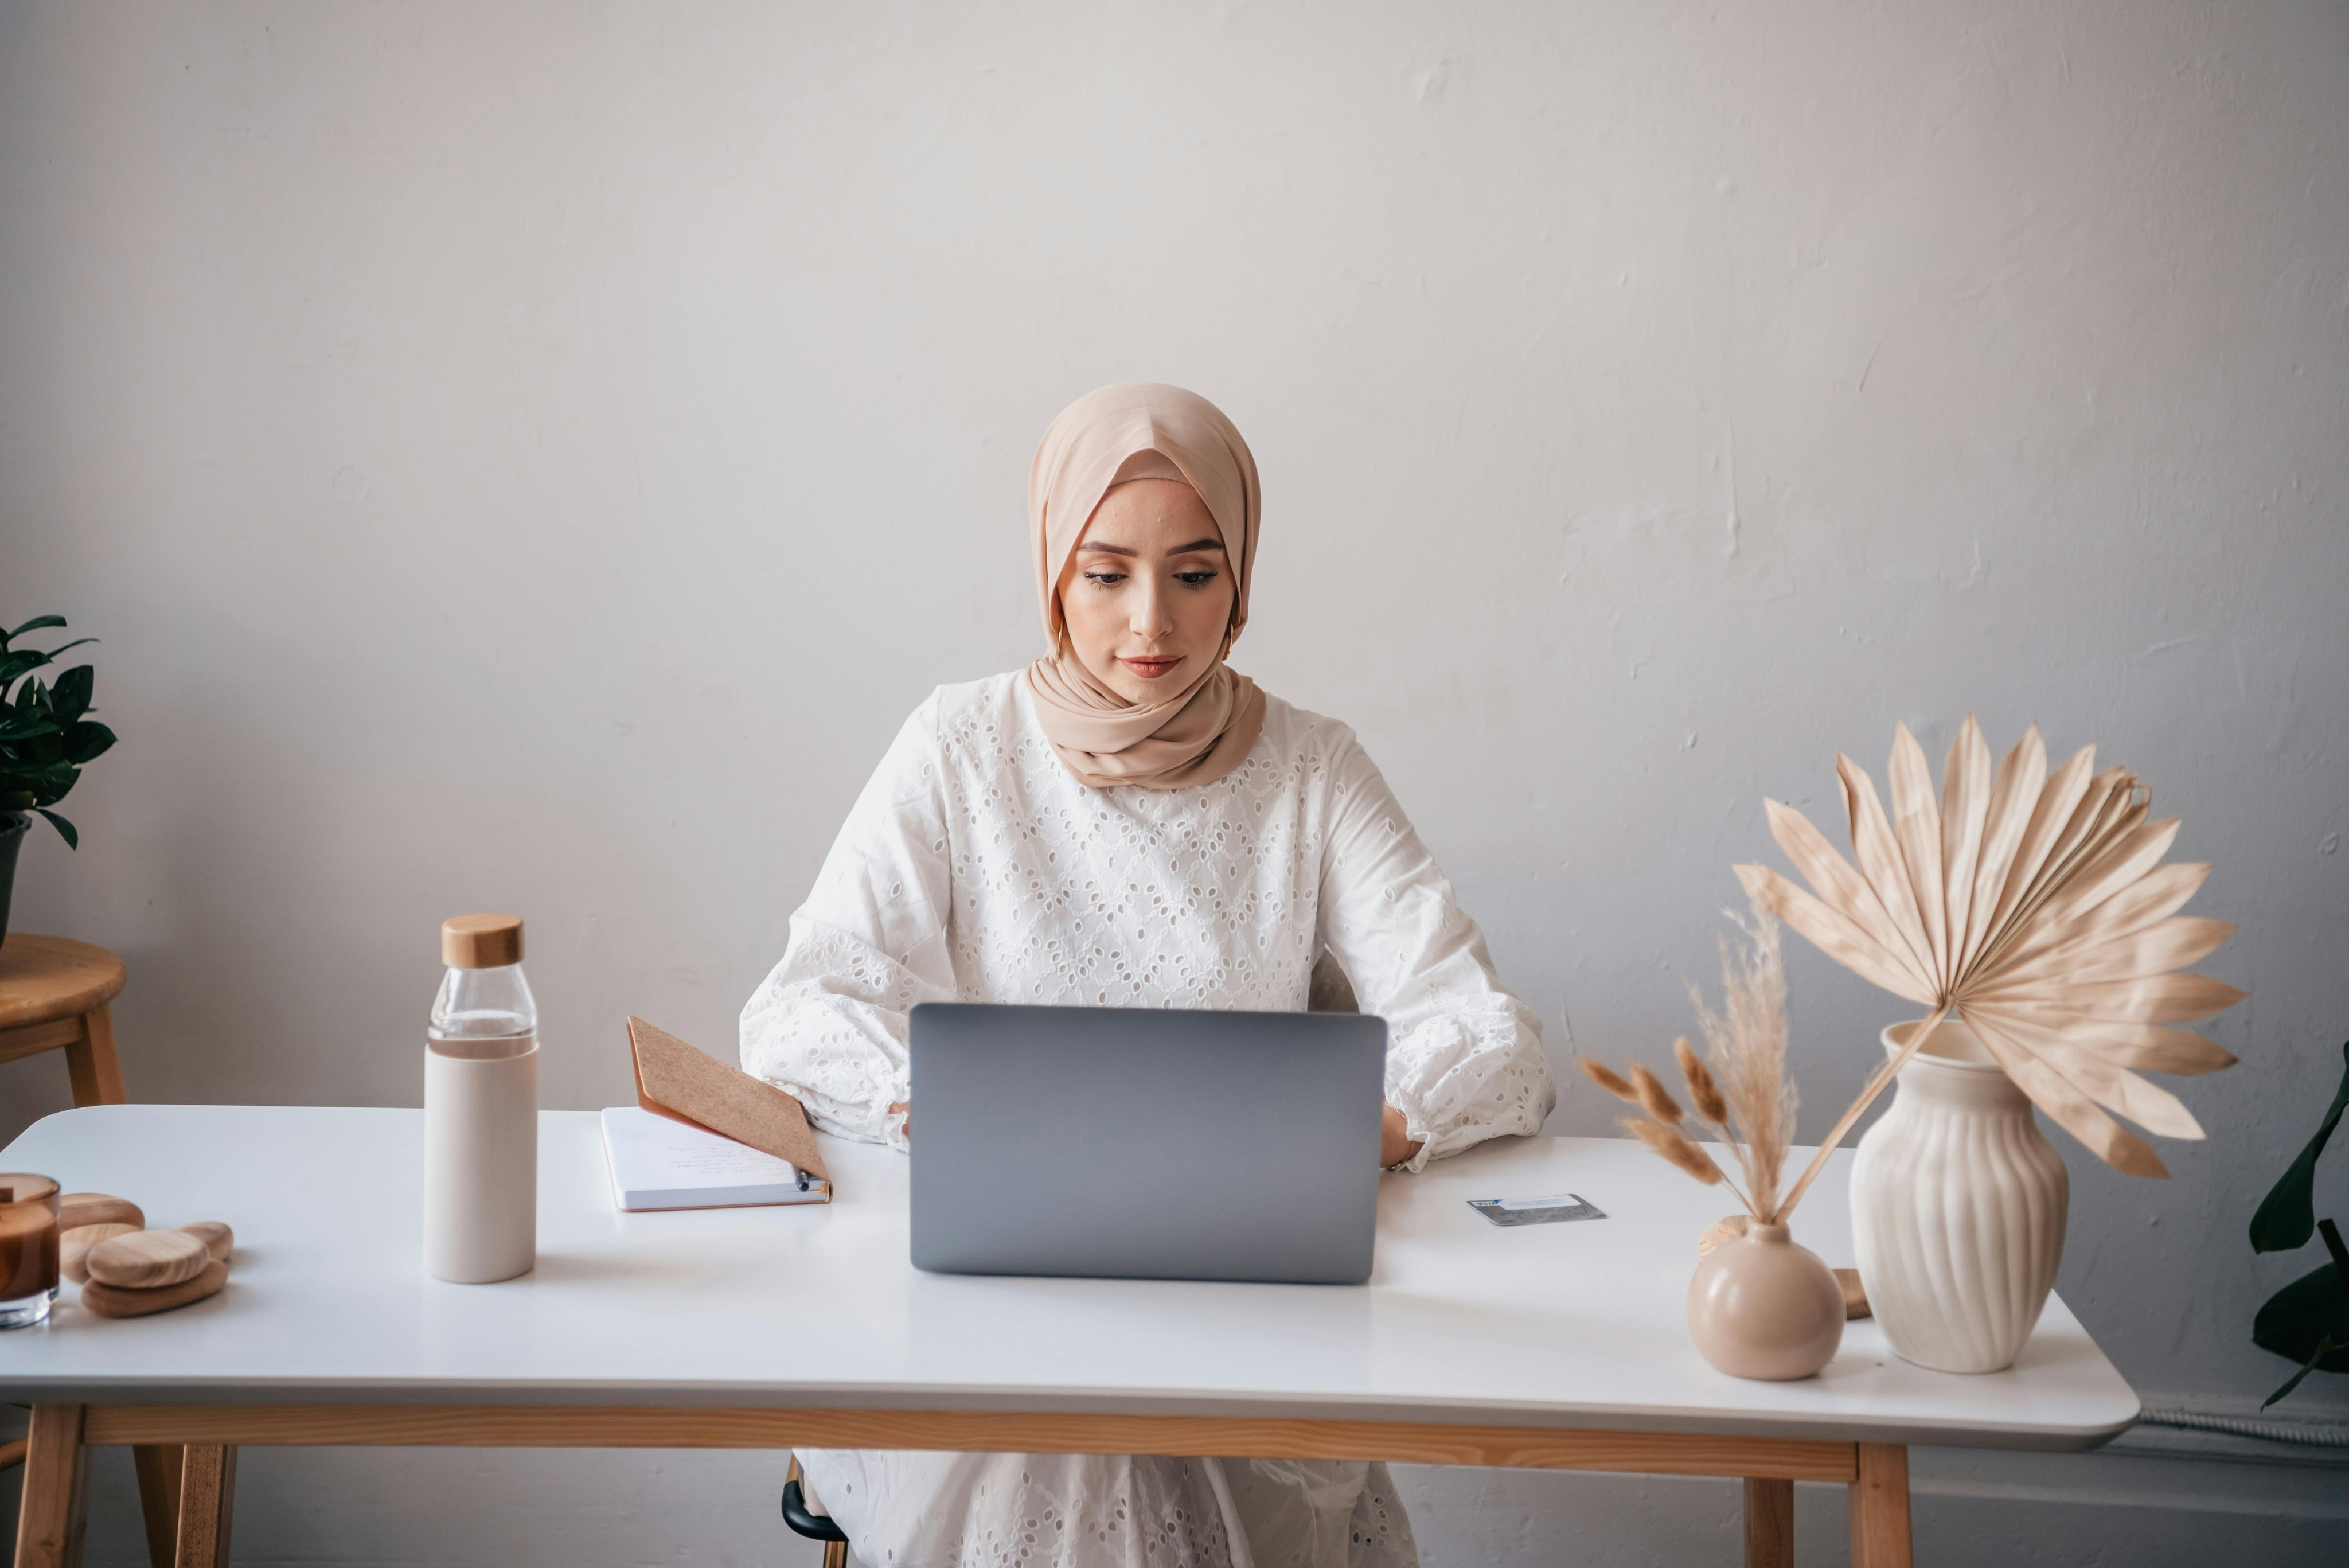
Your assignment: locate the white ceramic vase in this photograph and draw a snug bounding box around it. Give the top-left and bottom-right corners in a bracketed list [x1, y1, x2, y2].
[1851, 1019, 2069, 1374]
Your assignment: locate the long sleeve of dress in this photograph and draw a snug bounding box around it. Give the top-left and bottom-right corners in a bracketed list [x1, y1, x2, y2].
[739, 696, 955, 1150]
[1314, 727, 1557, 1172]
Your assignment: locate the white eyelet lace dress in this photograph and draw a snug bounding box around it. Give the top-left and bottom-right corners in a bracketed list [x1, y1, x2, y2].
[741, 670, 1557, 1568]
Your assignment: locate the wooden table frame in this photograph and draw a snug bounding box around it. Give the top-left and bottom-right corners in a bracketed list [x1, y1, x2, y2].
[13, 1403, 1911, 1568]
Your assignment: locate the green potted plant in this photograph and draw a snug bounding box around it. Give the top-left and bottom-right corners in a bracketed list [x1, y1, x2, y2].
[2249, 1042, 2349, 1406]
[1, 615, 117, 945]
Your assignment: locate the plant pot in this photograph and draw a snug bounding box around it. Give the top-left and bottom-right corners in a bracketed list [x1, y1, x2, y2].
[0, 812, 26, 947]
[1851, 1019, 2069, 1374]
[1685, 1220, 1845, 1380]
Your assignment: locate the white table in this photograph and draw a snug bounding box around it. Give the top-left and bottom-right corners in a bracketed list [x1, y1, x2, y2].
[2, 1106, 2139, 1568]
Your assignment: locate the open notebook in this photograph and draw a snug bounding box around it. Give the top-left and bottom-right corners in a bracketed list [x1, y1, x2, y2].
[600, 1105, 832, 1211]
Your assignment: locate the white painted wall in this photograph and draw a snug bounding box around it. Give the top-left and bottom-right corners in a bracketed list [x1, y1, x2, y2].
[4, 1, 2346, 1561]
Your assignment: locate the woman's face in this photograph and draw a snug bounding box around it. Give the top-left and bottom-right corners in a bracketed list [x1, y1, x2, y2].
[1057, 478, 1235, 704]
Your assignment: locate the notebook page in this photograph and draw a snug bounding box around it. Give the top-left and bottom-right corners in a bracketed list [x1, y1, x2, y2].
[600, 1105, 829, 1211]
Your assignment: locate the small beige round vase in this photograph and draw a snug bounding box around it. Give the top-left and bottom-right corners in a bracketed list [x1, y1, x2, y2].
[1686, 1222, 1845, 1380]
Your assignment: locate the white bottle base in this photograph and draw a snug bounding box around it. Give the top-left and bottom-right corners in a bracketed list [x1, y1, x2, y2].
[423, 1035, 539, 1284]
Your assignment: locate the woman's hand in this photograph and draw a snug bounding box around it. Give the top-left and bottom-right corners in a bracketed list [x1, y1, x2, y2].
[1380, 1103, 1422, 1168]
[890, 1099, 911, 1141]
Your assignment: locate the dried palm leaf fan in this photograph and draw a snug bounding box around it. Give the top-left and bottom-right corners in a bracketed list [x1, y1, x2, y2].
[1738, 716, 2243, 1216]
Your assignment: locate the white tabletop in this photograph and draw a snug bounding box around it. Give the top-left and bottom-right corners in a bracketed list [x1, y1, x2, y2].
[0, 1106, 2138, 1450]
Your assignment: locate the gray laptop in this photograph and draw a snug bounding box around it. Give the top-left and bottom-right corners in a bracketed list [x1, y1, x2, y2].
[909, 1003, 1387, 1285]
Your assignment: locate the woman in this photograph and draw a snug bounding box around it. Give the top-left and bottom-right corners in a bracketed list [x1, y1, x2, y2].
[741, 383, 1556, 1567]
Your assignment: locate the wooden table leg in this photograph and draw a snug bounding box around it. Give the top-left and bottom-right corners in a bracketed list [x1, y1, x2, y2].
[11, 1405, 88, 1568]
[1849, 1442, 1912, 1568]
[173, 1446, 236, 1568]
[132, 1446, 186, 1568]
[1742, 1475, 1794, 1568]
[63, 1003, 127, 1107]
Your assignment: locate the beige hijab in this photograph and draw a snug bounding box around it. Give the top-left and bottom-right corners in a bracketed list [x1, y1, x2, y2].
[1024, 383, 1267, 790]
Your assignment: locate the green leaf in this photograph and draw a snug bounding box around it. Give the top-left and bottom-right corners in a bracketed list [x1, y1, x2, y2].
[2251, 1042, 2349, 1252]
[6, 615, 67, 640]
[0, 630, 93, 677]
[33, 807, 76, 849]
[2253, 1259, 2349, 1371]
[0, 713, 61, 744]
[50, 664, 92, 723]
[14, 761, 78, 806]
[0, 649, 50, 688]
[2262, 1333, 2343, 1409]
[63, 720, 114, 766]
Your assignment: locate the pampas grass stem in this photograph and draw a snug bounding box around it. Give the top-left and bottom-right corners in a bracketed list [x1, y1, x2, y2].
[1579, 1058, 1638, 1101]
[1630, 1064, 1685, 1126]
[1676, 1037, 1728, 1125]
[1626, 1118, 1723, 1187]
[1682, 903, 1796, 1222]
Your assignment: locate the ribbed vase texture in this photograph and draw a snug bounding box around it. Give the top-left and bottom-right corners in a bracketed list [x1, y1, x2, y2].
[1851, 1020, 2069, 1374]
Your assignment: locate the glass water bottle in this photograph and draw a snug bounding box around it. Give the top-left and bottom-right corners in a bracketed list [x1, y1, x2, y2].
[423, 912, 538, 1282]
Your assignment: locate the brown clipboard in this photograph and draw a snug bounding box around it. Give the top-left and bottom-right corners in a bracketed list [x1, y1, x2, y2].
[625, 1015, 832, 1191]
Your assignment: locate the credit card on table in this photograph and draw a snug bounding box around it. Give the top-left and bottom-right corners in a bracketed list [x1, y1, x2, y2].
[1468, 1193, 1608, 1227]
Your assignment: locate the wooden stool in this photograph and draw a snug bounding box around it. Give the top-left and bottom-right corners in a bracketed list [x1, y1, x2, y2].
[0, 933, 128, 1106]
[0, 932, 183, 1568]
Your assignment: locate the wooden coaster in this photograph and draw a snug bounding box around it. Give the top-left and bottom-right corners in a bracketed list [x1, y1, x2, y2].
[81, 1258, 229, 1319]
[60, 1222, 141, 1284]
[176, 1221, 235, 1263]
[1834, 1267, 1872, 1320]
[58, 1192, 143, 1231]
[63, 1222, 236, 1282]
[86, 1228, 210, 1289]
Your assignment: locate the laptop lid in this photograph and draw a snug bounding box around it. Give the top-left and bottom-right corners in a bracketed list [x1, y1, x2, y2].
[909, 1003, 1387, 1285]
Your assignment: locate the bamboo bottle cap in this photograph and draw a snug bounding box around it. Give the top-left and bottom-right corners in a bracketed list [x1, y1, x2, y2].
[442, 914, 524, 969]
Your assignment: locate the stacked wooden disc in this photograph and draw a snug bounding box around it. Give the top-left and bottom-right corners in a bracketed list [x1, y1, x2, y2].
[57, 1192, 235, 1318]
[58, 1192, 143, 1231]
[59, 1221, 139, 1282]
